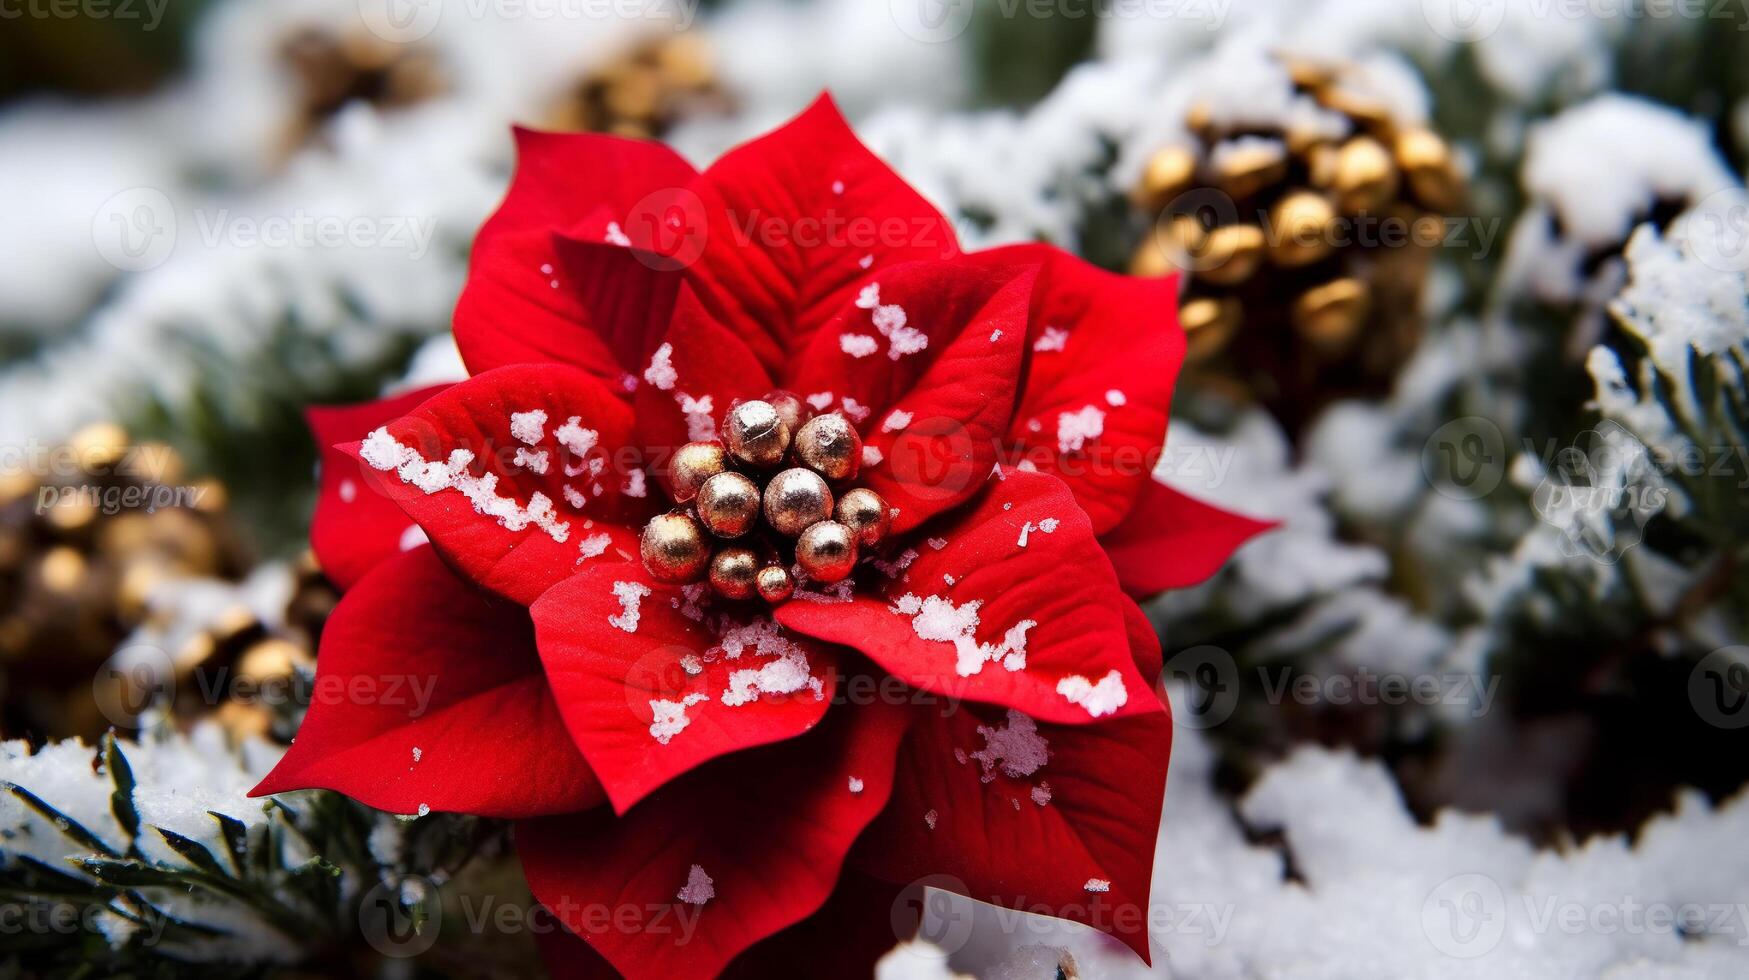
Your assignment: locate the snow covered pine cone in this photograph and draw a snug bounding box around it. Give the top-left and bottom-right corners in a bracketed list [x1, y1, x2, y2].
[1131, 55, 1465, 429]
[254, 94, 1270, 978]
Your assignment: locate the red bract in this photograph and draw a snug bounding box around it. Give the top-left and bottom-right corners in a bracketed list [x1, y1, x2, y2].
[255, 95, 1272, 979]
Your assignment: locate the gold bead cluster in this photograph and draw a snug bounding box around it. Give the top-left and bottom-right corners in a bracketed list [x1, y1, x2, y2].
[1130, 56, 1464, 419]
[640, 394, 891, 602]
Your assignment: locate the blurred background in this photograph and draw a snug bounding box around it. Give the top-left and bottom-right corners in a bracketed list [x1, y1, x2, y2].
[2, 1, 1749, 977]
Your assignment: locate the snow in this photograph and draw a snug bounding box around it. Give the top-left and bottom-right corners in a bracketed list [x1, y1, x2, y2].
[890, 593, 1036, 676]
[509, 409, 547, 446]
[623, 470, 647, 498]
[1033, 326, 1069, 353]
[605, 221, 631, 246]
[399, 525, 429, 551]
[1056, 406, 1105, 454]
[554, 416, 599, 457]
[969, 709, 1051, 782]
[1082, 878, 1110, 893]
[513, 448, 549, 474]
[676, 393, 716, 442]
[676, 864, 714, 905]
[576, 533, 612, 560]
[841, 333, 879, 358]
[643, 343, 678, 391]
[923, 809, 939, 830]
[607, 581, 652, 634]
[1055, 670, 1128, 718]
[848, 776, 865, 793]
[649, 693, 709, 745]
[359, 428, 571, 543]
[713, 619, 824, 707]
[1030, 783, 1053, 807]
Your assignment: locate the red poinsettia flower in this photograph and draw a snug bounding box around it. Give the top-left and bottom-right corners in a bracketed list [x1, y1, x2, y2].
[254, 95, 1270, 978]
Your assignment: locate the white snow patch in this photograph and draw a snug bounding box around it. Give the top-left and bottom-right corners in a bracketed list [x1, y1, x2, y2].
[649, 693, 709, 745]
[1056, 669, 1128, 718]
[676, 863, 714, 905]
[970, 709, 1051, 782]
[643, 343, 677, 391]
[359, 429, 570, 543]
[608, 581, 652, 633]
[1056, 406, 1105, 454]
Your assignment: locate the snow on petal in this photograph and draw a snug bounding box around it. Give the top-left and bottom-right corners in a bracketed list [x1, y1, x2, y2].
[677, 863, 715, 905]
[1034, 326, 1069, 352]
[1056, 669, 1128, 718]
[1056, 405, 1106, 454]
[513, 448, 549, 474]
[605, 221, 631, 247]
[554, 416, 599, 457]
[883, 410, 913, 432]
[969, 709, 1051, 783]
[360, 429, 570, 543]
[649, 693, 709, 745]
[841, 334, 879, 358]
[643, 342, 677, 391]
[607, 581, 652, 633]
[891, 593, 1036, 676]
[1083, 878, 1111, 893]
[510, 409, 547, 446]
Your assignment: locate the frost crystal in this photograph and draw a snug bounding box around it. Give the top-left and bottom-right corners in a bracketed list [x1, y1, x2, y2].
[676, 863, 715, 905]
[513, 448, 549, 474]
[714, 619, 821, 706]
[360, 429, 570, 543]
[1083, 878, 1110, 893]
[643, 342, 677, 390]
[649, 693, 709, 745]
[924, 809, 939, 830]
[883, 410, 913, 432]
[1033, 326, 1069, 352]
[676, 393, 716, 442]
[554, 416, 598, 457]
[577, 533, 612, 560]
[608, 581, 652, 633]
[510, 409, 547, 446]
[1104, 389, 1126, 407]
[605, 221, 631, 246]
[623, 470, 647, 498]
[841, 333, 879, 358]
[848, 776, 865, 793]
[1056, 405, 1105, 453]
[1056, 670, 1127, 718]
[563, 486, 587, 509]
[338, 479, 357, 502]
[1030, 782, 1052, 806]
[891, 593, 1036, 675]
[970, 709, 1051, 782]
[399, 525, 428, 551]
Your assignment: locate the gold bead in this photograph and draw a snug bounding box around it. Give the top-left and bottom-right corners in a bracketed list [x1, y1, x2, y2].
[709, 547, 759, 600]
[1210, 139, 1287, 201]
[1135, 146, 1197, 211]
[695, 472, 761, 539]
[723, 400, 791, 469]
[792, 413, 861, 482]
[1267, 191, 1337, 268]
[1325, 137, 1398, 214]
[1292, 279, 1370, 352]
[1395, 128, 1463, 213]
[1134, 214, 1206, 277]
[835, 488, 890, 547]
[762, 389, 810, 437]
[38, 547, 87, 594]
[668, 441, 727, 504]
[237, 638, 312, 685]
[1179, 297, 1242, 363]
[796, 521, 857, 583]
[68, 421, 129, 471]
[763, 468, 833, 537]
[640, 512, 710, 583]
[1194, 225, 1267, 286]
[755, 564, 794, 603]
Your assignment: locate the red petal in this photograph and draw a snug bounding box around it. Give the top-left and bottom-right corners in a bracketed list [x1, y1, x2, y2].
[855, 702, 1172, 964]
[684, 94, 961, 377]
[307, 385, 453, 591]
[534, 870, 908, 980]
[630, 283, 775, 470]
[985, 243, 1185, 534]
[778, 470, 1160, 725]
[530, 561, 838, 814]
[1099, 476, 1275, 596]
[455, 128, 697, 383]
[1121, 597, 1164, 681]
[788, 257, 1037, 534]
[516, 700, 911, 980]
[341, 364, 647, 606]
[251, 547, 603, 817]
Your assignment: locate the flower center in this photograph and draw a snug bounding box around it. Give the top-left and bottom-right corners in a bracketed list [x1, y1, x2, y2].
[639, 394, 890, 603]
